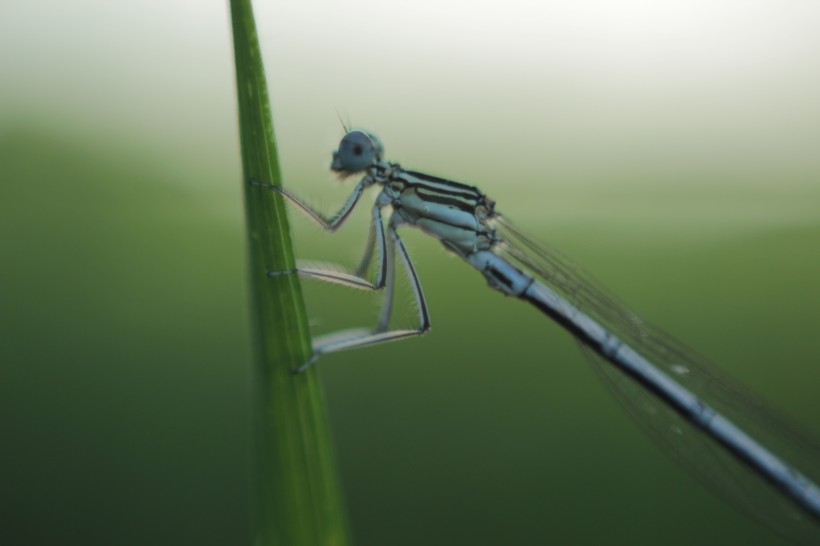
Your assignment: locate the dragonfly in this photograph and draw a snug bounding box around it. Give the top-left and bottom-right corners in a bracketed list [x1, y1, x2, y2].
[251, 129, 820, 543]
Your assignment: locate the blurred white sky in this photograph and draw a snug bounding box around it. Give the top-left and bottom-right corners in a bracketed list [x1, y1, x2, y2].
[0, 0, 818, 195]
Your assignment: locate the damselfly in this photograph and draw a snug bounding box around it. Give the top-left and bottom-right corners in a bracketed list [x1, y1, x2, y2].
[251, 129, 820, 544]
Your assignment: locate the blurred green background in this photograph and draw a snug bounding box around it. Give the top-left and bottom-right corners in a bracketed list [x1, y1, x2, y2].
[1, 1, 819, 545]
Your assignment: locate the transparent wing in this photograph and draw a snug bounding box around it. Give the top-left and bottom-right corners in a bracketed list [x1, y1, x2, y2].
[494, 215, 820, 544]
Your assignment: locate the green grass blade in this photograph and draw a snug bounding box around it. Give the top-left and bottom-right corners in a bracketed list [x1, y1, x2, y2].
[228, 1, 351, 545]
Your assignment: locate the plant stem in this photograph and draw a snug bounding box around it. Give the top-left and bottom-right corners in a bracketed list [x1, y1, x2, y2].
[228, 1, 351, 544]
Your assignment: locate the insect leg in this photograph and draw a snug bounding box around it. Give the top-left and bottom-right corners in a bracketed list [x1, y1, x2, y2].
[249, 177, 371, 231]
[268, 204, 388, 290]
[294, 222, 430, 373]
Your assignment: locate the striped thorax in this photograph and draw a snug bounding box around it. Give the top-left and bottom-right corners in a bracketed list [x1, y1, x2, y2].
[372, 163, 499, 257]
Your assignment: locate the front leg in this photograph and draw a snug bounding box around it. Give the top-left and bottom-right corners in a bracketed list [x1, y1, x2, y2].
[250, 176, 372, 231]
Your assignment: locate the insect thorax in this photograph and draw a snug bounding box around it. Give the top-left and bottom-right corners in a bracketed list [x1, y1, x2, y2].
[381, 166, 498, 256]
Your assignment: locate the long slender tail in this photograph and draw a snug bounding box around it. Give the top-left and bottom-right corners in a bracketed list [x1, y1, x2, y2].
[467, 249, 820, 523]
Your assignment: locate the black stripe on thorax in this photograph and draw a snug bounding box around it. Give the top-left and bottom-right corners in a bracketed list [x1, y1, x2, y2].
[412, 187, 478, 213]
[399, 170, 484, 200]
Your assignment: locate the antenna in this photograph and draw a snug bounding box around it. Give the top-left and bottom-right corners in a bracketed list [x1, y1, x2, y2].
[335, 109, 349, 133]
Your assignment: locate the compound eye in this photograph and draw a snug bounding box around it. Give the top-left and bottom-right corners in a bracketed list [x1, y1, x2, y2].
[331, 130, 383, 173]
